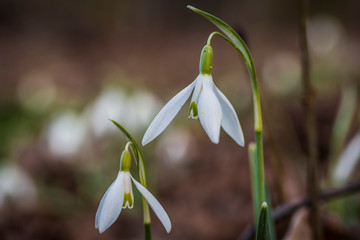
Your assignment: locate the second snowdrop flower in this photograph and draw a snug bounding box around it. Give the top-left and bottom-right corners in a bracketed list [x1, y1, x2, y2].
[142, 40, 244, 146]
[95, 142, 171, 233]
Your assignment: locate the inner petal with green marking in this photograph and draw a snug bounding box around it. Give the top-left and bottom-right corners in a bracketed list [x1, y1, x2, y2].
[189, 101, 199, 119]
[122, 172, 134, 209]
[123, 191, 134, 209]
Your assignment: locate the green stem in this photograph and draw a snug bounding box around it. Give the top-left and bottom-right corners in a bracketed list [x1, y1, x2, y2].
[144, 223, 151, 240]
[248, 143, 260, 219]
[207, 31, 227, 45]
[255, 131, 265, 205]
[249, 61, 265, 207]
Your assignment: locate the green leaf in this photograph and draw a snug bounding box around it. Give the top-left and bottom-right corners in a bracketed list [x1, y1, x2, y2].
[265, 187, 276, 240]
[256, 202, 270, 240]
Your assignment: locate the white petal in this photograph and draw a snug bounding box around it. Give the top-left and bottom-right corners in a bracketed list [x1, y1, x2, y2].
[197, 75, 222, 144]
[189, 75, 203, 119]
[131, 176, 172, 233]
[142, 80, 196, 145]
[214, 86, 244, 146]
[95, 171, 125, 233]
[190, 75, 203, 105]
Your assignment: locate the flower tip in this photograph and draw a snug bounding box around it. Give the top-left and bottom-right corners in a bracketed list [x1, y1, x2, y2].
[141, 137, 149, 146]
[130, 176, 172, 235]
[165, 223, 172, 233]
[186, 5, 194, 10]
[97, 223, 108, 234]
[238, 138, 245, 147]
[209, 136, 219, 144]
[261, 202, 268, 210]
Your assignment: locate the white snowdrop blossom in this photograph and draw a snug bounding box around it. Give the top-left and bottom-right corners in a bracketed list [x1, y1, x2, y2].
[95, 144, 171, 233]
[142, 44, 244, 146]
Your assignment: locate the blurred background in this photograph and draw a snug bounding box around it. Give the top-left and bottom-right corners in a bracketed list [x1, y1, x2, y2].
[0, 0, 359, 239]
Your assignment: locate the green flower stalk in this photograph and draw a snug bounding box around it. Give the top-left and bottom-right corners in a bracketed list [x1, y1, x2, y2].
[187, 5, 273, 239]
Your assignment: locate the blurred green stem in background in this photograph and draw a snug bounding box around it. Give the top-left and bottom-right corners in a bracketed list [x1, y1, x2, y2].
[260, 89, 285, 203]
[327, 86, 357, 224]
[298, 0, 322, 239]
[111, 120, 151, 240]
[329, 86, 357, 180]
[188, 5, 274, 239]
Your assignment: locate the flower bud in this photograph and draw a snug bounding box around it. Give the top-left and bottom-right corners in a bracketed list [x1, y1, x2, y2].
[120, 143, 132, 172]
[199, 45, 213, 75]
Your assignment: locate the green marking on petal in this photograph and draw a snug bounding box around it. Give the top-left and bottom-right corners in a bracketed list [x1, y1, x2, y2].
[123, 192, 134, 209]
[189, 101, 199, 119]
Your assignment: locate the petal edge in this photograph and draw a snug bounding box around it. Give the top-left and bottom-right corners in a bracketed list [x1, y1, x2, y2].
[131, 176, 172, 233]
[142, 81, 196, 145]
[95, 172, 125, 233]
[214, 86, 244, 146]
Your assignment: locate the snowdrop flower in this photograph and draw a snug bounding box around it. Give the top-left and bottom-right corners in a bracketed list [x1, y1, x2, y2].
[142, 44, 244, 146]
[95, 143, 171, 233]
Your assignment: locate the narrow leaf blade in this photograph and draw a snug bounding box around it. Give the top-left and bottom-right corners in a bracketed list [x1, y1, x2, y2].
[187, 5, 253, 71]
[265, 186, 276, 240]
[256, 202, 269, 240]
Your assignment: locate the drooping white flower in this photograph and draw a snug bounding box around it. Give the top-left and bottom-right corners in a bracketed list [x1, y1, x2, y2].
[95, 144, 171, 234]
[142, 44, 244, 146]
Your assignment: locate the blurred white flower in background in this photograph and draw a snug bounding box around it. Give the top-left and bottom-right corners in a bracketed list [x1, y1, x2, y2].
[17, 71, 56, 113]
[90, 87, 161, 137]
[262, 53, 300, 95]
[44, 86, 161, 159]
[90, 88, 126, 137]
[333, 133, 360, 183]
[156, 128, 193, 167]
[46, 112, 87, 157]
[0, 164, 37, 208]
[308, 15, 344, 57]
